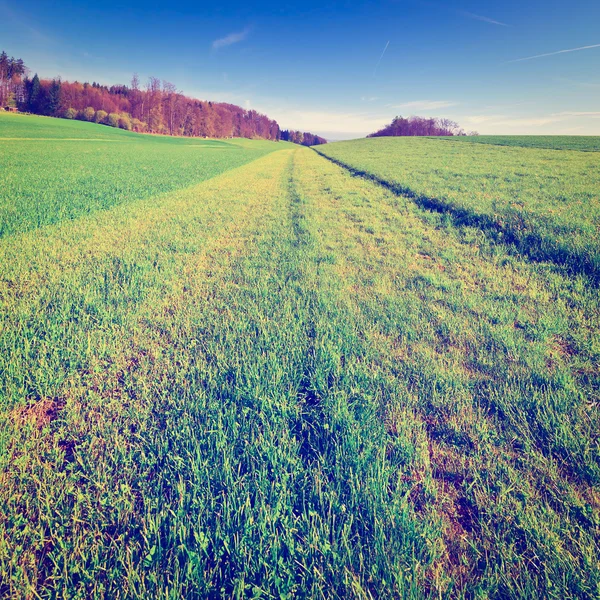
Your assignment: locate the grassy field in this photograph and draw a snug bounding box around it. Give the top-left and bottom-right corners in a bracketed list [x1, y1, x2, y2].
[1, 116, 599, 598]
[0, 113, 283, 237]
[316, 137, 600, 283]
[437, 135, 600, 152]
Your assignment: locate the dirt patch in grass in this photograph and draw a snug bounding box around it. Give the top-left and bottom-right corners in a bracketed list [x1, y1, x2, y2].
[423, 439, 480, 595]
[10, 396, 66, 429]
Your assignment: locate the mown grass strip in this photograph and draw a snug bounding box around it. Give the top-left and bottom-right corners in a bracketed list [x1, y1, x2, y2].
[0, 149, 299, 597]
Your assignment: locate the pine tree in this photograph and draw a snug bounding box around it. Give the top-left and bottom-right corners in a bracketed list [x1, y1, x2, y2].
[45, 79, 61, 115]
[28, 74, 40, 112]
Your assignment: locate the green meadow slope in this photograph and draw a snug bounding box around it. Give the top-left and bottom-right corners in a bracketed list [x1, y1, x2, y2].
[0, 113, 284, 237]
[1, 118, 599, 599]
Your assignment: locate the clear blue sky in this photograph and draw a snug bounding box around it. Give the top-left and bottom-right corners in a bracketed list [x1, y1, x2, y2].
[2, 0, 599, 138]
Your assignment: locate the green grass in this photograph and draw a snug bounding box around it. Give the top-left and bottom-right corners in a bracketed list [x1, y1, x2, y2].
[316, 136, 600, 282]
[437, 135, 600, 152]
[1, 116, 599, 598]
[0, 112, 284, 237]
[0, 111, 142, 140]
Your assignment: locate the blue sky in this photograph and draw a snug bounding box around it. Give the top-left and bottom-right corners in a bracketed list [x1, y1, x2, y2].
[2, 0, 599, 139]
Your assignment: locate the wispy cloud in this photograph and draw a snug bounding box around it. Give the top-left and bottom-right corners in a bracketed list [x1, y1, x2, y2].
[471, 115, 600, 134]
[462, 111, 600, 129]
[361, 96, 380, 101]
[508, 43, 600, 63]
[266, 107, 390, 136]
[442, 111, 598, 134]
[462, 114, 565, 128]
[552, 111, 600, 118]
[479, 101, 532, 111]
[212, 27, 251, 50]
[420, 2, 508, 27]
[388, 100, 457, 112]
[460, 11, 508, 26]
[373, 40, 390, 76]
[553, 76, 600, 89]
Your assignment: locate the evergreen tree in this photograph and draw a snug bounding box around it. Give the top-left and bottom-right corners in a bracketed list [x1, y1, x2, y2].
[28, 73, 40, 112]
[45, 78, 61, 115]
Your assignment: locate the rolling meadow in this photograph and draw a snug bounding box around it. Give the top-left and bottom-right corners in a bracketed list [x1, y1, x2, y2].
[1, 113, 599, 599]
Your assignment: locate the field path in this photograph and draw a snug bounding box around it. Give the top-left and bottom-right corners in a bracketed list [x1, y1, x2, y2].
[2, 147, 424, 598]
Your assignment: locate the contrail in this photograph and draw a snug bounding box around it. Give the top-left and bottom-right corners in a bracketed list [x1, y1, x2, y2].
[374, 40, 390, 76]
[508, 43, 600, 63]
[461, 11, 508, 26]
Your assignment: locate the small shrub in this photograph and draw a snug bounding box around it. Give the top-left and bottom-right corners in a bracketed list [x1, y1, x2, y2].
[118, 114, 132, 130]
[64, 107, 77, 120]
[130, 118, 147, 133]
[94, 110, 107, 124]
[82, 106, 95, 122]
[106, 113, 120, 128]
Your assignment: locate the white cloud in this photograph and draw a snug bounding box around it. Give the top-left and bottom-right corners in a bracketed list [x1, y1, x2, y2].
[461, 114, 565, 127]
[388, 100, 457, 112]
[266, 108, 390, 136]
[552, 111, 600, 118]
[479, 101, 532, 111]
[458, 111, 600, 134]
[462, 112, 600, 128]
[212, 27, 251, 50]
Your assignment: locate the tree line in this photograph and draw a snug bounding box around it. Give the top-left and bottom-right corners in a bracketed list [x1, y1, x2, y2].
[368, 115, 477, 137]
[280, 129, 327, 146]
[0, 51, 327, 144]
